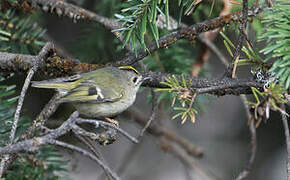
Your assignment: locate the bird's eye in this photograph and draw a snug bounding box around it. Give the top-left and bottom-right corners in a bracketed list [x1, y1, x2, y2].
[132, 77, 138, 83]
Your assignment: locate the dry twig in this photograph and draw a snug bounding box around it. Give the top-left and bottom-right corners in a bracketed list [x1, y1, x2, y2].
[114, 5, 264, 67]
[191, 0, 232, 77]
[160, 137, 217, 180]
[215, 31, 257, 179]
[26, 0, 121, 31]
[26, 92, 61, 138]
[226, 0, 248, 78]
[0, 51, 263, 96]
[76, 118, 138, 144]
[0, 111, 135, 180]
[51, 140, 120, 180]
[73, 133, 114, 180]
[125, 108, 204, 158]
[0, 42, 54, 177]
[235, 117, 257, 180]
[138, 91, 158, 138]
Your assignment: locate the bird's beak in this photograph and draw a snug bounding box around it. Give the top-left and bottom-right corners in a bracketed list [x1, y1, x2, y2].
[141, 77, 152, 83]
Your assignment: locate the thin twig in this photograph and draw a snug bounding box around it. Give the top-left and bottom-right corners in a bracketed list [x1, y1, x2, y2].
[1, 92, 62, 175]
[160, 137, 218, 180]
[117, 92, 158, 176]
[226, 0, 248, 78]
[235, 117, 256, 180]
[34, 93, 61, 127]
[9, 42, 53, 144]
[125, 108, 204, 158]
[0, 49, 263, 95]
[71, 124, 100, 140]
[189, 80, 261, 95]
[281, 104, 290, 180]
[9, 69, 34, 143]
[0, 111, 122, 180]
[118, 91, 157, 177]
[216, 14, 258, 175]
[218, 33, 257, 180]
[114, 5, 263, 67]
[0, 67, 37, 175]
[138, 90, 158, 138]
[191, 0, 232, 76]
[73, 133, 114, 180]
[117, 143, 143, 177]
[72, 123, 117, 146]
[235, 95, 257, 180]
[24, 0, 135, 52]
[232, 55, 240, 78]
[0, 42, 54, 177]
[0, 5, 265, 92]
[26, 0, 121, 30]
[76, 118, 139, 144]
[74, 134, 100, 156]
[0, 7, 265, 76]
[26, 92, 61, 138]
[198, 35, 229, 67]
[49, 140, 121, 180]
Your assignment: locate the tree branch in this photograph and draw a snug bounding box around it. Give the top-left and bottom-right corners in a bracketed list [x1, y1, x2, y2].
[0, 5, 266, 98]
[142, 71, 263, 95]
[225, 0, 248, 78]
[50, 140, 120, 180]
[191, 0, 232, 76]
[76, 118, 138, 144]
[25, 92, 61, 138]
[9, 42, 54, 143]
[23, 0, 136, 52]
[25, 0, 121, 31]
[0, 51, 263, 96]
[216, 39, 257, 180]
[0, 111, 132, 180]
[160, 137, 217, 180]
[125, 108, 204, 158]
[113, 5, 264, 66]
[0, 42, 54, 177]
[138, 90, 158, 139]
[8, 1, 265, 71]
[235, 117, 257, 180]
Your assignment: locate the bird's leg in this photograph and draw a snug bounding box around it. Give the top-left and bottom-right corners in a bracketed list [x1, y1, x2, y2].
[105, 117, 119, 127]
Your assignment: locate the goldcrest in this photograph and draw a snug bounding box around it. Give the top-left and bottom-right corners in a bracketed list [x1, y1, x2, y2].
[32, 66, 148, 118]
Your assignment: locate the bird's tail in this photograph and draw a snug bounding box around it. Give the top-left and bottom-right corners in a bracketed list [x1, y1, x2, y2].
[31, 80, 74, 90]
[31, 74, 82, 90]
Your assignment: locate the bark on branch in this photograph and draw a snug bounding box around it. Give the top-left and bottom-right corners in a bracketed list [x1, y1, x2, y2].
[0, 51, 263, 96]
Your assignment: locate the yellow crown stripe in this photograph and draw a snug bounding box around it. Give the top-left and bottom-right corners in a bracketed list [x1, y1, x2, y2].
[118, 66, 139, 74]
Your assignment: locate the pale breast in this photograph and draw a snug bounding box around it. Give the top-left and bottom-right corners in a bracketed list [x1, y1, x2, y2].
[73, 94, 136, 118]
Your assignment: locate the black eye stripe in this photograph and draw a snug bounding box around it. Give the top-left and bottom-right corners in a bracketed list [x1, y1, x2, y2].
[133, 77, 138, 83]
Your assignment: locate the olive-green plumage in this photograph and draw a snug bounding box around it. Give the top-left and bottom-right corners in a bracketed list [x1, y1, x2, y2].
[32, 66, 144, 118]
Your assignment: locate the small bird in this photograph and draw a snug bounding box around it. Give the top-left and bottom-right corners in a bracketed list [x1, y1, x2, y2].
[32, 66, 147, 123]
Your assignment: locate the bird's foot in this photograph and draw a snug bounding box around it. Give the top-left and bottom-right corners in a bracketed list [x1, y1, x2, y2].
[105, 117, 119, 127]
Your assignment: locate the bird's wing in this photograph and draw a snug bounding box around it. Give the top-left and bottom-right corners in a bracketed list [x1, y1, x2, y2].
[59, 79, 123, 103]
[32, 67, 124, 103]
